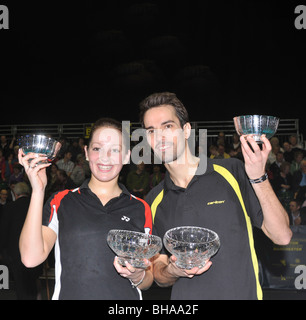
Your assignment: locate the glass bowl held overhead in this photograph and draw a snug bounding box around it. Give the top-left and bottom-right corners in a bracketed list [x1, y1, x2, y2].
[107, 229, 162, 269]
[163, 226, 220, 270]
[18, 134, 62, 162]
[233, 115, 279, 143]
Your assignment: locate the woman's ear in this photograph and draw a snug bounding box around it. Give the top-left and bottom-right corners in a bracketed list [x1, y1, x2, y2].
[183, 122, 192, 140]
[123, 149, 131, 165]
[84, 145, 89, 161]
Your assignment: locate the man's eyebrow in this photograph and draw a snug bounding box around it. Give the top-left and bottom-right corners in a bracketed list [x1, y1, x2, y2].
[144, 120, 176, 130]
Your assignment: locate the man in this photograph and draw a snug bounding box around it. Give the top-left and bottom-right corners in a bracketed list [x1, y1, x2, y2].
[0, 182, 42, 299]
[288, 200, 303, 226]
[56, 151, 74, 177]
[139, 92, 292, 300]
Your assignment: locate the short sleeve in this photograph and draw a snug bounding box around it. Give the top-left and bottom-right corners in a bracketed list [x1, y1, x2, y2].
[42, 193, 59, 235]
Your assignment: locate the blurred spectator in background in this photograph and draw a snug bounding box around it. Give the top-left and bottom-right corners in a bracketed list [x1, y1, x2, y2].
[269, 151, 285, 180]
[283, 142, 294, 163]
[290, 151, 304, 175]
[69, 138, 85, 163]
[209, 145, 219, 159]
[0, 189, 9, 222]
[9, 163, 24, 185]
[49, 169, 77, 194]
[126, 161, 149, 199]
[228, 133, 241, 153]
[210, 144, 230, 159]
[0, 150, 5, 178]
[289, 134, 304, 151]
[288, 200, 305, 226]
[293, 159, 306, 202]
[1, 152, 14, 182]
[70, 154, 87, 186]
[272, 162, 293, 213]
[56, 151, 74, 177]
[149, 164, 164, 190]
[57, 136, 70, 159]
[0, 182, 42, 299]
[0, 135, 14, 159]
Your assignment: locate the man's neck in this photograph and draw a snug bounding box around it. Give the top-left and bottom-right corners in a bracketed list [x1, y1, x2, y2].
[165, 150, 200, 189]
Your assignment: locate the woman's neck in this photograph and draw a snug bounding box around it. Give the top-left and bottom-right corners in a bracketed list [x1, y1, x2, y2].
[88, 176, 122, 205]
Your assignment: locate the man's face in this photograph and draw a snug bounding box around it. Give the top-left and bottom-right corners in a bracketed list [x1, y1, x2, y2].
[0, 190, 8, 202]
[289, 201, 299, 213]
[143, 105, 187, 164]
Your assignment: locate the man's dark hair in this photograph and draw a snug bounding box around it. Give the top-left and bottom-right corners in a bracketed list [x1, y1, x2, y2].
[139, 92, 189, 128]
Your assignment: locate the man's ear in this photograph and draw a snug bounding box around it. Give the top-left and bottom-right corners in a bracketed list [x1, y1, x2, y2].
[183, 122, 192, 139]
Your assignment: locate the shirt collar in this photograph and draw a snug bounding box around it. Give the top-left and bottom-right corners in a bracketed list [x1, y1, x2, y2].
[79, 179, 131, 197]
[164, 156, 214, 193]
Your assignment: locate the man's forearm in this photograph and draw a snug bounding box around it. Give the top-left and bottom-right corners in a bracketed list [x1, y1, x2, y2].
[252, 179, 292, 245]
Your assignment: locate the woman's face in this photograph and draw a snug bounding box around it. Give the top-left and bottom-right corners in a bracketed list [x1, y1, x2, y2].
[85, 127, 129, 183]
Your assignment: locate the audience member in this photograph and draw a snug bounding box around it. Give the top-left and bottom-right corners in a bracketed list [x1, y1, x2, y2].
[56, 151, 75, 177]
[0, 150, 5, 177]
[0, 189, 8, 206]
[289, 134, 304, 151]
[49, 169, 77, 193]
[69, 138, 84, 162]
[57, 136, 70, 159]
[210, 144, 230, 159]
[126, 161, 149, 199]
[209, 145, 219, 158]
[290, 151, 304, 175]
[292, 159, 306, 202]
[269, 151, 285, 180]
[283, 142, 294, 163]
[149, 164, 165, 189]
[0, 135, 15, 159]
[1, 152, 14, 181]
[9, 163, 24, 185]
[272, 161, 293, 213]
[288, 200, 304, 226]
[0, 182, 42, 299]
[0, 188, 9, 222]
[70, 154, 87, 186]
[228, 133, 241, 152]
[268, 145, 281, 167]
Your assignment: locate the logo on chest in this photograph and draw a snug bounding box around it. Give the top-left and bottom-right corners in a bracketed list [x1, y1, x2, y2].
[121, 215, 130, 222]
[207, 200, 225, 206]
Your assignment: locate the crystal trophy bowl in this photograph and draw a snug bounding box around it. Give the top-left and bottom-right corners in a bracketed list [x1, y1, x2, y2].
[233, 115, 279, 143]
[107, 229, 162, 269]
[18, 134, 62, 162]
[163, 226, 220, 270]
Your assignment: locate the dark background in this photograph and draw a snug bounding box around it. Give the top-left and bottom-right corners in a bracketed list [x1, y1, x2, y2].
[1, 1, 305, 135]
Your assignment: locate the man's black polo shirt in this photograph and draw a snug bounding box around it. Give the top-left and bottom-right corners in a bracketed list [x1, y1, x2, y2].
[43, 180, 152, 300]
[146, 157, 263, 300]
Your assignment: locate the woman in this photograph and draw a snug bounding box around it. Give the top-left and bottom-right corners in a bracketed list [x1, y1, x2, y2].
[19, 118, 154, 300]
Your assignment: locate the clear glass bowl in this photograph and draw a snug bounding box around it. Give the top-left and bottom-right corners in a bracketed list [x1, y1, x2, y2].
[107, 229, 162, 269]
[233, 115, 279, 143]
[18, 134, 62, 162]
[163, 226, 220, 269]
